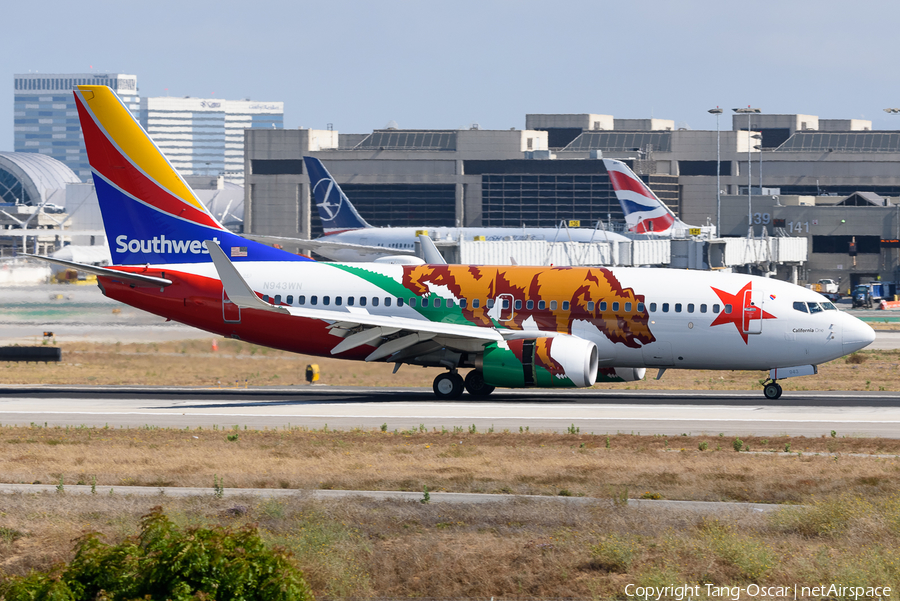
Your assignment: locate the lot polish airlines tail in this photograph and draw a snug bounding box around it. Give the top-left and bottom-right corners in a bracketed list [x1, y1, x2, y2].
[305, 156, 372, 234]
[74, 85, 309, 265]
[603, 159, 702, 236]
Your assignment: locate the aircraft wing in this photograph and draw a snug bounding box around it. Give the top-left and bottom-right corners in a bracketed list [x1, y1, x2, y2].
[23, 254, 173, 287]
[244, 234, 415, 256]
[205, 241, 500, 360]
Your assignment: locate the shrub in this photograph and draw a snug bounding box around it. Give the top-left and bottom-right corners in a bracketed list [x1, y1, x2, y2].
[733, 438, 744, 452]
[0, 507, 313, 601]
[592, 533, 639, 572]
[698, 441, 709, 451]
[845, 353, 867, 364]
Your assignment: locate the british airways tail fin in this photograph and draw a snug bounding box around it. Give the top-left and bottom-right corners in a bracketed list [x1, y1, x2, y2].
[304, 156, 372, 234]
[74, 85, 310, 265]
[603, 159, 685, 235]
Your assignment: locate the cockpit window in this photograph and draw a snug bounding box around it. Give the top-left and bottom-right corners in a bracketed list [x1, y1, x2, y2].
[793, 301, 809, 313]
[807, 302, 823, 314]
[821, 302, 837, 311]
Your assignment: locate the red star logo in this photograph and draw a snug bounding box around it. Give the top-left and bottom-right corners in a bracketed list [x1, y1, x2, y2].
[710, 281, 776, 344]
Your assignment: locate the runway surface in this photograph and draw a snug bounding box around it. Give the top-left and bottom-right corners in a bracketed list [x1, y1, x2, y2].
[2, 385, 899, 437]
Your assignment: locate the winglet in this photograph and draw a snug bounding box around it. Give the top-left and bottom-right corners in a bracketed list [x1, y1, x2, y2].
[205, 241, 289, 314]
[418, 234, 447, 265]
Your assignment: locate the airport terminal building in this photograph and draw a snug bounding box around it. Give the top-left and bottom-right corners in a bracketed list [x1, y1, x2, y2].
[245, 113, 900, 288]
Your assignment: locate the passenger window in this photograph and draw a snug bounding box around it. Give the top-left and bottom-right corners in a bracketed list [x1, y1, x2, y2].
[372, 297, 379, 307]
[472, 299, 480, 308]
[637, 302, 645, 312]
[612, 301, 620, 311]
[502, 298, 510, 309]
[311, 295, 318, 306]
[515, 300, 522, 310]
[713, 304, 720, 313]
[487, 299, 495, 309]
[397, 297, 404, 307]
[700, 304, 707, 313]
[649, 302, 657, 312]
[460, 299, 468, 308]
[687, 303, 694, 313]
[447, 299, 455, 308]
[409, 298, 417, 307]
[262, 295, 269, 303]
[347, 297, 354, 306]
[384, 298, 392, 307]
[335, 296, 342, 306]
[421, 298, 429, 308]
[550, 300, 558, 310]
[675, 303, 682, 313]
[724, 304, 732, 314]
[562, 301, 570, 310]
[808, 302, 822, 314]
[538, 300, 545, 310]
[600, 301, 607, 311]
[298, 295, 306, 305]
[625, 302, 632, 312]
[287, 295, 293, 305]
[587, 301, 595, 311]
[359, 297, 366, 307]
[793, 301, 808, 313]
[323, 296, 330, 306]
[526, 300, 534, 310]
[274, 295, 281, 305]
[662, 303, 669, 313]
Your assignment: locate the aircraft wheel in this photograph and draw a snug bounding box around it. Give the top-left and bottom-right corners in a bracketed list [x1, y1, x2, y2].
[433, 372, 464, 400]
[763, 382, 783, 400]
[464, 370, 495, 397]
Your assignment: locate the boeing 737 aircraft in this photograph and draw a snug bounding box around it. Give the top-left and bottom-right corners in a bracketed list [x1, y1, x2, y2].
[256, 157, 632, 263]
[604, 158, 716, 237]
[35, 85, 875, 401]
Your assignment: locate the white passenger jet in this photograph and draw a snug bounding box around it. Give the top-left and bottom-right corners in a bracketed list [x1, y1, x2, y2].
[604, 158, 716, 237]
[32, 85, 875, 400]
[258, 156, 632, 263]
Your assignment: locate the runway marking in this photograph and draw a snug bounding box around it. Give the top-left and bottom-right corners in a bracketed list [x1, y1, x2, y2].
[0, 410, 898, 424]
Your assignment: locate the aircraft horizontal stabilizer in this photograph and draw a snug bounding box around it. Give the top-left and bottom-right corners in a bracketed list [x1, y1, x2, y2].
[205, 241, 289, 314]
[24, 254, 172, 287]
[244, 234, 415, 256]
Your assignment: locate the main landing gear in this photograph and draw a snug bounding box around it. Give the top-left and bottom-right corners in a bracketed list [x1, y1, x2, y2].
[432, 370, 495, 399]
[762, 380, 783, 400]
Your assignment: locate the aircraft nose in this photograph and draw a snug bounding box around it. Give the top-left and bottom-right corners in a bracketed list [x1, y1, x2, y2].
[842, 314, 876, 355]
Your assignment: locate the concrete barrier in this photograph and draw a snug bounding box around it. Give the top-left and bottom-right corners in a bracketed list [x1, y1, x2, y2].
[0, 347, 62, 362]
[879, 300, 900, 310]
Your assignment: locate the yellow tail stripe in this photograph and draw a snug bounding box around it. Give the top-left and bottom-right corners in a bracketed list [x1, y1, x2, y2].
[77, 85, 205, 212]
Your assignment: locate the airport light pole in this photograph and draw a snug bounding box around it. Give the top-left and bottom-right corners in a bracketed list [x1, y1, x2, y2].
[708, 108, 723, 236]
[733, 107, 761, 237]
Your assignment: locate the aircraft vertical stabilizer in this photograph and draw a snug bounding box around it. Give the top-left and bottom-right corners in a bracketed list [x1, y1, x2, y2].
[304, 156, 372, 234]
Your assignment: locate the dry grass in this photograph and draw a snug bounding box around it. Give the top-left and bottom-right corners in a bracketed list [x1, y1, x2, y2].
[3, 427, 900, 504]
[3, 339, 900, 391]
[1, 489, 899, 599]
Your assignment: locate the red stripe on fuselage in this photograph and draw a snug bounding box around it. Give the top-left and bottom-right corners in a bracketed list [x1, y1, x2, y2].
[75, 96, 220, 229]
[98, 268, 371, 359]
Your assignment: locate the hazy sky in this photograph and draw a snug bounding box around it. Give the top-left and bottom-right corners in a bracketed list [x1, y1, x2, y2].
[3, 0, 899, 150]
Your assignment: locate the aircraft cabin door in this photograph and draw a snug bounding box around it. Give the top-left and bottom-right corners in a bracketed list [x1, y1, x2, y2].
[223, 288, 241, 324]
[742, 289, 764, 335]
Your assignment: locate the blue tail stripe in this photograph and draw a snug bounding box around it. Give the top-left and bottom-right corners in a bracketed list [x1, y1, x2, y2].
[304, 157, 371, 231]
[95, 175, 311, 265]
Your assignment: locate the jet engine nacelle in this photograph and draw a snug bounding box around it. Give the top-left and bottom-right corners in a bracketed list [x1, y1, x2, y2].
[596, 367, 646, 383]
[477, 337, 598, 388]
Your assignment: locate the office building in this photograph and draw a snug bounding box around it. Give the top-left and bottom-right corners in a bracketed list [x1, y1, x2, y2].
[13, 73, 139, 181]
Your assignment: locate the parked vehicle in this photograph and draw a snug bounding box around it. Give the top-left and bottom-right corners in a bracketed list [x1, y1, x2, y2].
[816, 279, 839, 295]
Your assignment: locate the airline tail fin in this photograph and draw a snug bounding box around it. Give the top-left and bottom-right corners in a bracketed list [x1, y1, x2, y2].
[74, 85, 309, 265]
[304, 156, 372, 234]
[603, 159, 684, 235]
